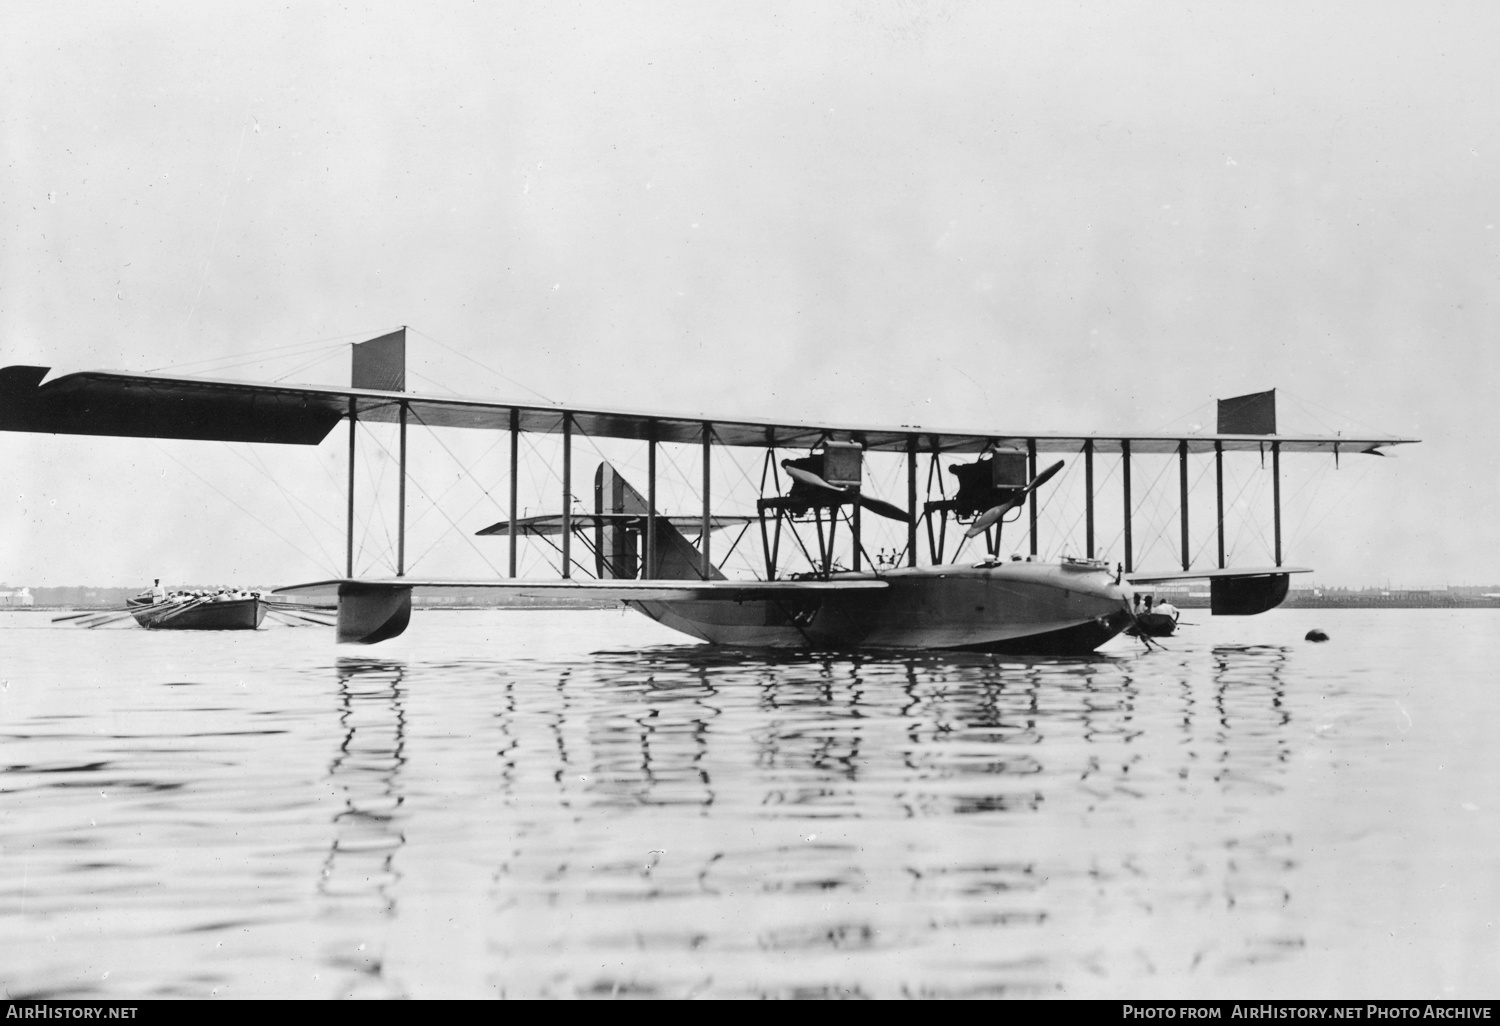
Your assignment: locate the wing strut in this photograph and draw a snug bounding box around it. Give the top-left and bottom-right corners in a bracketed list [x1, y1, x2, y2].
[346, 397, 357, 577]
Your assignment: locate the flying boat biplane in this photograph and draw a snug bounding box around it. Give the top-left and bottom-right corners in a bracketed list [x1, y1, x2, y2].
[0, 329, 1417, 653]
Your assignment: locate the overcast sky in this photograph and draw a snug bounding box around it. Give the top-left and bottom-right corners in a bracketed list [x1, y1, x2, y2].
[2, 1, 1495, 588]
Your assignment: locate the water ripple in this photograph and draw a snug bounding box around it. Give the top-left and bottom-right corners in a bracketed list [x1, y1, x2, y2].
[1, 608, 1496, 997]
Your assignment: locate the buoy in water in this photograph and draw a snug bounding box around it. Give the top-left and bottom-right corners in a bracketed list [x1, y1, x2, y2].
[1305, 629, 1329, 642]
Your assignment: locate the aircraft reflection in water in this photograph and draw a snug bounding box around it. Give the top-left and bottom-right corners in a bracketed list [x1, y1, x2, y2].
[1205, 647, 1300, 941]
[304, 644, 1304, 997]
[318, 659, 409, 1000]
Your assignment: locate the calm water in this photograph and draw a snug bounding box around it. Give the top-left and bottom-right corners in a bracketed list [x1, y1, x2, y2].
[0, 607, 1495, 999]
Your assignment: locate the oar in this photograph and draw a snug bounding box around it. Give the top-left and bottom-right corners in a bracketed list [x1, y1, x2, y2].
[270, 615, 335, 629]
[69, 610, 130, 628]
[276, 609, 337, 624]
[79, 609, 152, 628]
[93, 596, 195, 628]
[964, 460, 1064, 539]
[266, 599, 336, 612]
[154, 597, 209, 624]
[75, 602, 173, 628]
[52, 601, 157, 623]
[53, 608, 123, 623]
[781, 463, 913, 524]
[267, 608, 336, 627]
[266, 603, 336, 623]
[1127, 612, 1168, 651]
[55, 597, 177, 626]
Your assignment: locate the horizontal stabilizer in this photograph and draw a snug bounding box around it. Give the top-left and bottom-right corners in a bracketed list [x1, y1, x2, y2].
[475, 513, 756, 536]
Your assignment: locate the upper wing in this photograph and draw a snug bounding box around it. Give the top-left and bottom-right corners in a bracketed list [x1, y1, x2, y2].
[0, 365, 345, 444]
[0, 364, 1418, 455]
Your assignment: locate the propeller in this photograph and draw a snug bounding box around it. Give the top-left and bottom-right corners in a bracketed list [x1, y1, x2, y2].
[781, 462, 912, 524]
[964, 459, 1064, 539]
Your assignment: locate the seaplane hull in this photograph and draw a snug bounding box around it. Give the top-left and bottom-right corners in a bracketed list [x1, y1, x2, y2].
[630, 562, 1134, 654]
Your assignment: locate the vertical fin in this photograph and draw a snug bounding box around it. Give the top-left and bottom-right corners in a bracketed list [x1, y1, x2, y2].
[595, 462, 723, 581]
[594, 464, 639, 579]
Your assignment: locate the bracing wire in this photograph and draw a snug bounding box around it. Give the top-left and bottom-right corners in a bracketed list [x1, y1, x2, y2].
[408, 327, 557, 404]
[401, 471, 507, 578]
[1278, 388, 1403, 440]
[398, 411, 510, 537]
[1184, 458, 1224, 568]
[401, 429, 510, 536]
[353, 424, 506, 578]
[354, 424, 396, 575]
[226, 444, 342, 571]
[271, 346, 349, 384]
[240, 443, 342, 532]
[349, 420, 435, 576]
[1151, 400, 1217, 435]
[1279, 457, 1331, 556]
[1223, 464, 1271, 566]
[148, 440, 337, 575]
[407, 369, 463, 397]
[1286, 458, 1379, 558]
[565, 421, 767, 579]
[415, 406, 511, 486]
[1126, 455, 1180, 569]
[144, 330, 383, 375]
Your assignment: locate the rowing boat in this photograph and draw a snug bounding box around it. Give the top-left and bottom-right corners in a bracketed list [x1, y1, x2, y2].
[126, 594, 268, 630]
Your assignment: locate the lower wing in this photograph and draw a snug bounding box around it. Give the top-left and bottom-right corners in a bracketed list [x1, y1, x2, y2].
[273, 577, 890, 644]
[1124, 566, 1310, 616]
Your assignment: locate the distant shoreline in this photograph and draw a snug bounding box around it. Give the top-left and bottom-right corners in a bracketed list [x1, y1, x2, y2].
[1173, 595, 1500, 610]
